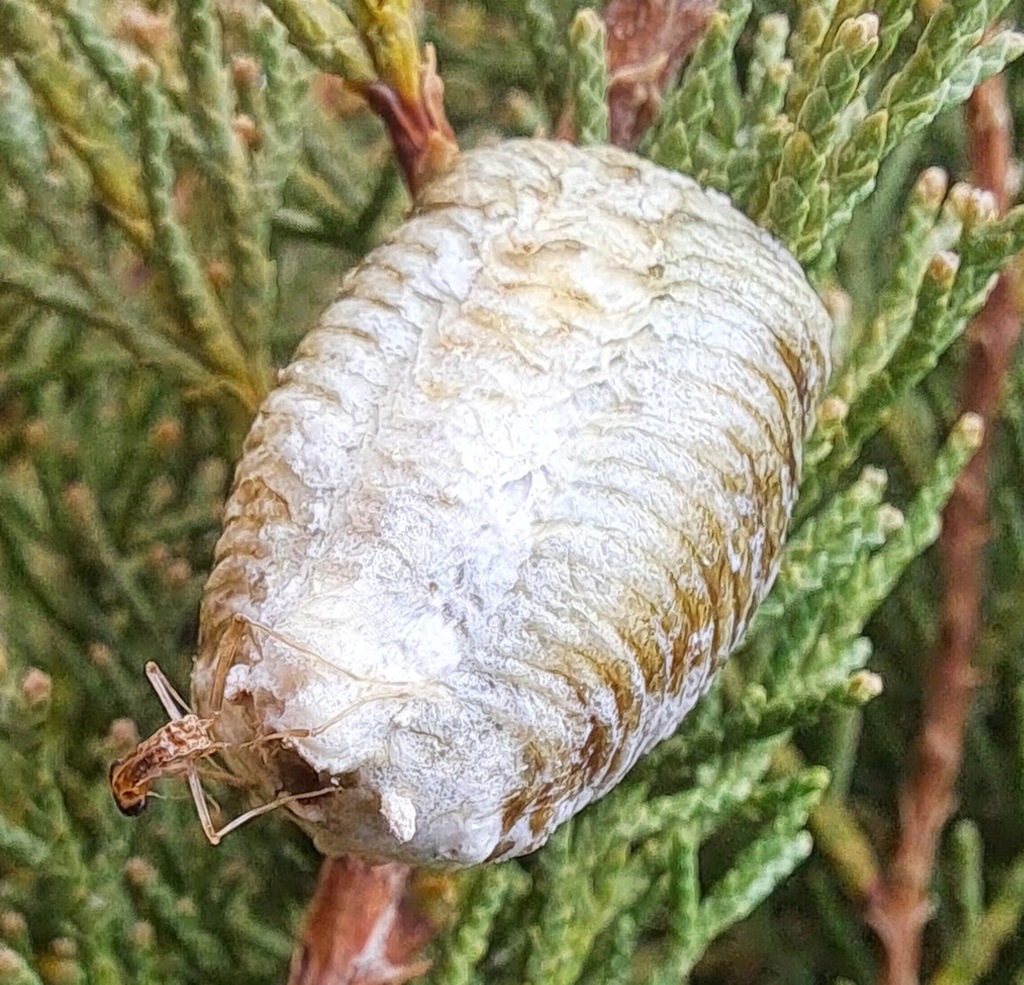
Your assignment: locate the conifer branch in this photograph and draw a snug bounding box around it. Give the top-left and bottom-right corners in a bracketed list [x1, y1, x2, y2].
[133, 62, 260, 410]
[2, 3, 1024, 984]
[0, 0, 150, 246]
[929, 844, 1024, 985]
[568, 9, 608, 147]
[260, 0, 376, 83]
[175, 0, 272, 367]
[866, 68, 1023, 985]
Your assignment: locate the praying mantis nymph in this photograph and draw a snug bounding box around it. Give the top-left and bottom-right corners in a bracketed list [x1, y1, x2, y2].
[108, 660, 331, 844]
[109, 612, 432, 842]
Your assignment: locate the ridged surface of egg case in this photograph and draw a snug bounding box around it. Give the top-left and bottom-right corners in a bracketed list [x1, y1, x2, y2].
[194, 139, 832, 865]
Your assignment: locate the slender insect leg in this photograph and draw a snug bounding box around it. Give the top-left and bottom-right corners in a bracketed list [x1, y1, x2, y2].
[243, 688, 424, 752]
[186, 767, 226, 845]
[239, 616, 444, 743]
[243, 615, 400, 687]
[143, 662, 228, 844]
[242, 727, 313, 747]
[196, 765, 249, 788]
[303, 690, 418, 739]
[145, 661, 193, 718]
[205, 788, 333, 845]
[241, 614, 457, 744]
[210, 612, 249, 713]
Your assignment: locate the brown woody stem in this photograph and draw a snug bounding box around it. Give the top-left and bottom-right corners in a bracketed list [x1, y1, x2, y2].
[603, 0, 716, 148]
[358, 45, 458, 196]
[864, 71, 1021, 985]
[287, 856, 438, 985]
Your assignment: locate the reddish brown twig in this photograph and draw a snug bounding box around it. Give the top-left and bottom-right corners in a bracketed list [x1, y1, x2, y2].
[603, 0, 716, 148]
[864, 72, 1020, 985]
[555, 0, 716, 147]
[358, 45, 458, 196]
[286, 856, 440, 985]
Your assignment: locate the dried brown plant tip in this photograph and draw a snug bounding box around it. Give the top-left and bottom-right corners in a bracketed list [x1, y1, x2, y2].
[358, 46, 457, 194]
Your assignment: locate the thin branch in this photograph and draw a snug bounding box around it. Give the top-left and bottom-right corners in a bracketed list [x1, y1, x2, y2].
[286, 856, 437, 985]
[602, 0, 716, 148]
[865, 70, 1021, 985]
[359, 44, 456, 196]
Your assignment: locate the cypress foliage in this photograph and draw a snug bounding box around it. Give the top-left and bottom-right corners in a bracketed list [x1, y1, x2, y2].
[1, 1, 1023, 982]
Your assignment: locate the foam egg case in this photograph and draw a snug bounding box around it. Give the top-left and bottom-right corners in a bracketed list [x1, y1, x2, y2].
[193, 138, 832, 866]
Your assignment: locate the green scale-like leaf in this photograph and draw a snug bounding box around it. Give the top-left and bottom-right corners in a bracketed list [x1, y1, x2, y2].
[3, 1, 1024, 983]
